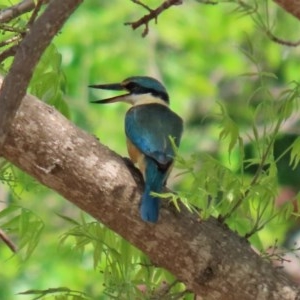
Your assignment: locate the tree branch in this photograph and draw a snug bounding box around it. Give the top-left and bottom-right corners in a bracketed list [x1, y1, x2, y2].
[0, 0, 82, 149]
[0, 0, 35, 23]
[266, 29, 300, 47]
[125, 0, 183, 37]
[0, 1, 299, 298]
[1, 85, 299, 299]
[0, 228, 17, 253]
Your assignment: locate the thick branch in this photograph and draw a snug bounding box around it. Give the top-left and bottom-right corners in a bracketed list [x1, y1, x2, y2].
[0, 0, 82, 148]
[273, 0, 300, 21]
[1, 89, 299, 299]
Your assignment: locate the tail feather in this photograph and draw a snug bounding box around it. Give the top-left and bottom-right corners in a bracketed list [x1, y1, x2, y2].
[140, 157, 169, 223]
[140, 186, 160, 223]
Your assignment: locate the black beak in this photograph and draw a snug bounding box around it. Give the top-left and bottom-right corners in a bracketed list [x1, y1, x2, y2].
[89, 82, 129, 104]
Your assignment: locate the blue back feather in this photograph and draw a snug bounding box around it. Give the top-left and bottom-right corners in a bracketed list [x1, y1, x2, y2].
[125, 103, 183, 222]
[125, 104, 183, 165]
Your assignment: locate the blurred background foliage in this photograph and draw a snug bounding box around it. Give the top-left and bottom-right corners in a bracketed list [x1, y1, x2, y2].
[1, 0, 300, 299]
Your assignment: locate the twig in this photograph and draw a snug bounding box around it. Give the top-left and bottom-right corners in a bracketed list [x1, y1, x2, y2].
[125, 0, 183, 37]
[131, 0, 153, 12]
[196, 0, 218, 4]
[0, 35, 21, 48]
[0, 23, 27, 34]
[0, 0, 35, 23]
[27, 0, 45, 27]
[0, 228, 17, 253]
[0, 46, 18, 63]
[266, 30, 300, 47]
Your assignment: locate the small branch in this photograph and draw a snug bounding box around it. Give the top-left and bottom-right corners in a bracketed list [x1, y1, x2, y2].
[0, 45, 19, 63]
[27, 0, 45, 27]
[125, 0, 183, 37]
[0, 228, 17, 253]
[266, 30, 300, 47]
[196, 0, 218, 4]
[0, 0, 35, 23]
[0, 35, 21, 47]
[131, 0, 153, 12]
[0, 24, 27, 34]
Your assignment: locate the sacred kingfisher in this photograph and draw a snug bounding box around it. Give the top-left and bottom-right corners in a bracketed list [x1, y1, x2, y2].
[89, 76, 183, 223]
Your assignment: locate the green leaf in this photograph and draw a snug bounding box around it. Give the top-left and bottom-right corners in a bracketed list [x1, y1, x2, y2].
[218, 103, 239, 155]
[0, 206, 44, 259]
[29, 43, 70, 118]
[260, 72, 278, 79]
[290, 136, 300, 169]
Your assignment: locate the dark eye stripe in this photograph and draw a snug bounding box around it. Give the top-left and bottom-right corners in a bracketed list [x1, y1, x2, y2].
[125, 82, 136, 90]
[124, 81, 169, 103]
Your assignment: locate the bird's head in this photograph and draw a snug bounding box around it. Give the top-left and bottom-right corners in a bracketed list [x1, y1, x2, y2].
[89, 76, 169, 106]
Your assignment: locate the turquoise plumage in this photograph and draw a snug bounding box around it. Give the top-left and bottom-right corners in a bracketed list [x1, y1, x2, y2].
[89, 76, 183, 222]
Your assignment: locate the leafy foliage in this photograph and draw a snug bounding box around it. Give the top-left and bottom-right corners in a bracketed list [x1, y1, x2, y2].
[19, 287, 91, 300]
[57, 217, 191, 299]
[1, 0, 300, 299]
[0, 205, 44, 260]
[29, 44, 70, 118]
[171, 63, 300, 247]
[290, 137, 300, 170]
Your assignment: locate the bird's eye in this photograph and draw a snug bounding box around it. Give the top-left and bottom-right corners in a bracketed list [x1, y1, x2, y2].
[125, 82, 138, 91]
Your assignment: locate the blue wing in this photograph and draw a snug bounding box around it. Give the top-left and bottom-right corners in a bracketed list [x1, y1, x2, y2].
[125, 104, 183, 166]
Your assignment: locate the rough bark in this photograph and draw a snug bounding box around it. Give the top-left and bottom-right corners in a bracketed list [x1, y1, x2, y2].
[1, 88, 299, 299]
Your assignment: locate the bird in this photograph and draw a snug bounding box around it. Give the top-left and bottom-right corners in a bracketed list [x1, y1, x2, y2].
[89, 76, 183, 223]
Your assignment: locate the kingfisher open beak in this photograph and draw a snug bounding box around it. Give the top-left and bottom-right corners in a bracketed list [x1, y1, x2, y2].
[89, 82, 130, 104]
